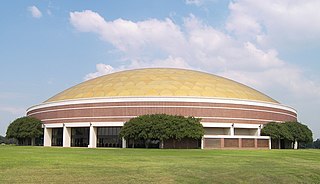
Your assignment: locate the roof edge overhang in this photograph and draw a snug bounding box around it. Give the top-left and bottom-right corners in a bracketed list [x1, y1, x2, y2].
[27, 96, 297, 115]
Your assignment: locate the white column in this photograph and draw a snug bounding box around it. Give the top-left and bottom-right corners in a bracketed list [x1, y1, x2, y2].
[122, 138, 126, 148]
[201, 137, 204, 149]
[63, 125, 71, 147]
[257, 125, 262, 136]
[44, 126, 52, 147]
[269, 137, 271, 149]
[31, 138, 35, 146]
[88, 124, 97, 148]
[230, 124, 235, 136]
[294, 140, 298, 149]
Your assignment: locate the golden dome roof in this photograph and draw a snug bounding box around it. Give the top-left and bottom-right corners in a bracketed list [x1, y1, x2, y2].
[45, 68, 278, 103]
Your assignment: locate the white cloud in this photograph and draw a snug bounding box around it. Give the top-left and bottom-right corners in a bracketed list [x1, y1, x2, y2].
[84, 64, 114, 80]
[226, 0, 320, 48]
[70, 10, 186, 59]
[126, 56, 192, 71]
[28, 6, 42, 18]
[69, 10, 320, 99]
[85, 56, 192, 80]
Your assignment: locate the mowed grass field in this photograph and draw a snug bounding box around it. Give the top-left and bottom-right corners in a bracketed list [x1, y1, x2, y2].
[0, 146, 319, 184]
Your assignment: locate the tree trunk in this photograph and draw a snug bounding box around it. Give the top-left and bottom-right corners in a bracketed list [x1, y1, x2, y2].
[278, 139, 281, 149]
[132, 139, 135, 148]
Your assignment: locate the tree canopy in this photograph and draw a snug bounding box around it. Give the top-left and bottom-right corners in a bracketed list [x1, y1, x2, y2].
[313, 139, 320, 149]
[261, 121, 313, 147]
[6, 116, 43, 141]
[261, 122, 292, 140]
[119, 114, 204, 142]
[283, 121, 313, 143]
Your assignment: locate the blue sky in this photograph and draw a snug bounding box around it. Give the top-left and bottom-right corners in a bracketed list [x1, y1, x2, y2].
[1, 0, 320, 139]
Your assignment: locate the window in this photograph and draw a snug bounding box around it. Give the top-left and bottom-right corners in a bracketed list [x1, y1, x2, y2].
[71, 127, 89, 147]
[51, 128, 63, 146]
[97, 127, 122, 148]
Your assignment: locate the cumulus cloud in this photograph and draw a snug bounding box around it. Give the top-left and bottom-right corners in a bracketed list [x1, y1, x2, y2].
[118, 56, 191, 70]
[84, 56, 192, 80]
[28, 6, 42, 18]
[70, 10, 186, 59]
[69, 9, 320, 102]
[84, 64, 114, 80]
[226, 0, 320, 48]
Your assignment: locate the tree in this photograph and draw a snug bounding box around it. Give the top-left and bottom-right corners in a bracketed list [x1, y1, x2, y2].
[261, 121, 313, 149]
[261, 122, 292, 148]
[283, 121, 313, 149]
[0, 135, 7, 144]
[6, 116, 43, 145]
[119, 114, 204, 148]
[313, 139, 320, 149]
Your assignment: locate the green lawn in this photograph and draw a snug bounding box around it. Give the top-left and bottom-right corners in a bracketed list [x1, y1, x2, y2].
[0, 146, 319, 184]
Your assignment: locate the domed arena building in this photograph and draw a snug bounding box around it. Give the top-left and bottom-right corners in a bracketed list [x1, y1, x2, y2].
[27, 68, 297, 149]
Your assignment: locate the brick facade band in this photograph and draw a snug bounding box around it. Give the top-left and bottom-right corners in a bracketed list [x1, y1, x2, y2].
[27, 97, 297, 149]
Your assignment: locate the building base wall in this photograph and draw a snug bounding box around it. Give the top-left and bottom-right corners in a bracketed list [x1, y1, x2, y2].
[203, 137, 270, 149]
[41, 122, 271, 149]
[163, 138, 200, 149]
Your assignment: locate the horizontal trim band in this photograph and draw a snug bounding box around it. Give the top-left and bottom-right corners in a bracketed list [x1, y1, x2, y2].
[203, 135, 270, 139]
[44, 122, 124, 128]
[44, 123, 63, 128]
[41, 115, 280, 123]
[43, 122, 264, 129]
[201, 122, 262, 128]
[28, 104, 296, 119]
[27, 97, 297, 114]
[65, 123, 90, 127]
